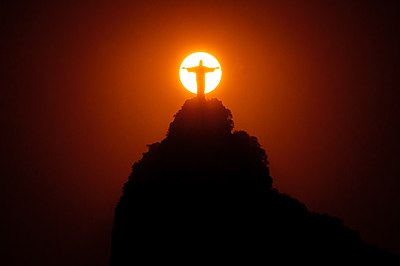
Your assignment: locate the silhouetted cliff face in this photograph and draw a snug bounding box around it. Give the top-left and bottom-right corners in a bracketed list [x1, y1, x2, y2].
[123, 98, 271, 188]
[110, 98, 397, 265]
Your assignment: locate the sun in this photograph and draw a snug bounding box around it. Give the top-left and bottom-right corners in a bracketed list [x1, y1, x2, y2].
[179, 52, 222, 94]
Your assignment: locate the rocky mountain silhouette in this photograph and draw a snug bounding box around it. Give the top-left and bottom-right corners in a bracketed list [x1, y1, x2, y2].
[110, 97, 397, 264]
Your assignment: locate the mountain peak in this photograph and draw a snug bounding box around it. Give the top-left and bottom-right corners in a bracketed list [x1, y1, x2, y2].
[123, 97, 271, 187]
[110, 98, 398, 264]
[167, 97, 234, 141]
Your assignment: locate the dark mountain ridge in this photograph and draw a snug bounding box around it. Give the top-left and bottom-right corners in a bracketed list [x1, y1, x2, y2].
[110, 97, 397, 264]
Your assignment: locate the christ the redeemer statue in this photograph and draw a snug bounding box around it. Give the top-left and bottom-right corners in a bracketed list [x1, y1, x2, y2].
[182, 60, 219, 97]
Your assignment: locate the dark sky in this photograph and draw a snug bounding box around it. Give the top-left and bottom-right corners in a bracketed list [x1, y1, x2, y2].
[1, 1, 399, 265]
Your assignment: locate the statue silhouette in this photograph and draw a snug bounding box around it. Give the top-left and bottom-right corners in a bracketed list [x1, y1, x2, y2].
[182, 60, 219, 97]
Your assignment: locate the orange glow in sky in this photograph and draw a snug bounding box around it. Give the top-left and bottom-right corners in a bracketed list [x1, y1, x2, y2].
[2, 2, 399, 264]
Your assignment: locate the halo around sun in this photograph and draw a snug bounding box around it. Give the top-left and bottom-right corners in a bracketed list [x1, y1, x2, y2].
[179, 52, 222, 94]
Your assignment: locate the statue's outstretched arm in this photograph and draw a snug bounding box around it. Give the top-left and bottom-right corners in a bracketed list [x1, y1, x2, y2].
[184, 67, 197, 72]
[204, 66, 219, 72]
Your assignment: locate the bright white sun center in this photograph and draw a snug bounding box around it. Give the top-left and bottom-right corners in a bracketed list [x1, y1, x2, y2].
[179, 52, 222, 94]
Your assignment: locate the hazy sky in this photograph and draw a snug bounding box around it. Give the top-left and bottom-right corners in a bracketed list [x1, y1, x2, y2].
[1, 1, 399, 265]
